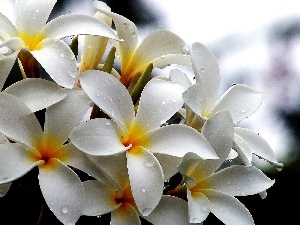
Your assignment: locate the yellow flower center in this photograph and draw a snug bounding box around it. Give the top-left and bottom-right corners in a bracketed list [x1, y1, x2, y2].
[18, 31, 45, 51]
[121, 122, 149, 155]
[114, 182, 137, 211]
[29, 135, 69, 169]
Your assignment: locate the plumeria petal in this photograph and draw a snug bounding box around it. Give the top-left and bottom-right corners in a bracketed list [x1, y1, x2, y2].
[3, 78, 67, 112]
[129, 29, 187, 72]
[234, 127, 283, 168]
[144, 124, 218, 159]
[145, 195, 195, 225]
[178, 152, 214, 187]
[126, 147, 164, 216]
[0, 143, 42, 183]
[233, 133, 253, 166]
[93, 0, 138, 68]
[64, 143, 112, 182]
[135, 79, 185, 132]
[183, 83, 207, 119]
[80, 70, 134, 130]
[187, 190, 210, 223]
[0, 12, 18, 40]
[39, 14, 119, 41]
[39, 158, 84, 225]
[152, 54, 192, 70]
[82, 180, 120, 216]
[203, 165, 275, 196]
[70, 118, 128, 156]
[16, 0, 56, 36]
[31, 38, 77, 88]
[44, 89, 90, 145]
[169, 69, 193, 90]
[0, 37, 24, 51]
[191, 42, 221, 109]
[212, 84, 263, 123]
[203, 189, 254, 225]
[111, 203, 141, 225]
[88, 153, 129, 184]
[202, 110, 234, 171]
[0, 92, 43, 146]
[0, 51, 18, 90]
[0, 182, 12, 197]
[154, 154, 182, 180]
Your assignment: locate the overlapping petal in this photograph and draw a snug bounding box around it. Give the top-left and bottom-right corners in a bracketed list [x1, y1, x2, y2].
[204, 190, 254, 225]
[0, 143, 42, 183]
[70, 118, 128, 156]
[187, 190, 210, 223]
[183, 83, 206, 118]
[191, 42, 221, 109]
[31, 38, 77, 88]
[0, 182, 12, 197]
[0, 92, 43, 146]
[3, 78, 67, 112]
[16, 0, 56, 36]
[212, 84, 263, 124]
[39, 14, 119, 41]
[144, 124, 218, 159]
[203, 165, 275, 196]
[129, 29, 187, 72]
[0, 51, 19, 90]
[82, 180, 120, 216]
[44, 89, 90, 145]
[134, 79, 185, 132]
[80, 70, 134, 131]
[0, 12, 18, 40]
[39, 158, 84, 225]
[233, 133, 253, 166]
[126, 147, 164, 216]
[111, 203, 141, 225]
[145, 195, 196, 225]
[93, 0, 138, 67]
[234, 127, 283, 168]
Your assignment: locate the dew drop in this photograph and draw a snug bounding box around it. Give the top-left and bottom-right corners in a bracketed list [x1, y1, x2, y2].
[105, 121, 110, 126]
[199, 67, 205, 73]
[202, 206, 209, 212]
[60, 53, 65, 58]
[144, 160, 155, 167]
[162, 101, 166, 105]
[191, 218, 201, 223]
[241, 109, 246, 113]
[61, 205, 69, 214]
[141, 187, 149, 193]
[36, 9, 40, 13]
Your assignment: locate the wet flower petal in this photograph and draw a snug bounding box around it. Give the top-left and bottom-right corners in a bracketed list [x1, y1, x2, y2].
[39, 158, 84, 225]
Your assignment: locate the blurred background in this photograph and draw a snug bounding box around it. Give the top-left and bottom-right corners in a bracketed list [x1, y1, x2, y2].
[1, 0, 299, 224]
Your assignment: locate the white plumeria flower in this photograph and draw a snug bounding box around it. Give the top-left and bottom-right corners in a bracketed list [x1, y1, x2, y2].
[0, 91, 108, 225]
[183, 42, 282, 168]
[178, 110, 275, 224]
[0, 0, 119, 88]
[69, 70, 218, 216]
[83, 153, 198, 225]
[93, 0, 192, 87]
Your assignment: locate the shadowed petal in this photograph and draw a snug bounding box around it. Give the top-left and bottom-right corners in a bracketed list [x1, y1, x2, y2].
[39, 159, 84, 225]
[0, 143, 42, 183]
[126, 147, 164, 216]
[31, 38, 77, 88]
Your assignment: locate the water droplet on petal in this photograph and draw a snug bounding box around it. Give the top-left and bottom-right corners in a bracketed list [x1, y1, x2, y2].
[60, 53, 65, 58]
[200, 67, 205, 73]
[105, 121, 110, 126]
[191, 218, 201, 223]
[144, 160, 155, 167]
[141, 187, 149, 193]
[202, 206, 209, 212]
[162, 101, 166, 105]
[61, 205, 69, 214]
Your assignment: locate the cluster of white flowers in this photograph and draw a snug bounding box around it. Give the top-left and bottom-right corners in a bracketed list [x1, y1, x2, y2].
[0, 0, 283, 224]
